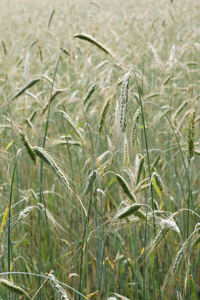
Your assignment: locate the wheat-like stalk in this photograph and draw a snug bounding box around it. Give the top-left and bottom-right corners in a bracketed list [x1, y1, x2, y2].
[38, 203, 65, 232]
[12, 78, 40, 101]
[33, 146, 71, 190]
[115, 99, 120, 133]
[116, 173, 136, 202]
[58, 110, 83, 139]
[0, 277, 31, 299]
[188, 110, 195, 160]
[29, 108, 38, 122]
[42, 89, 67, 114]
[170, 245, 186, 279]
[148, 43, 161, 65]
[166, 44, 176, 69]
[135, 154, 144, 185]
[123, 133, 129, 166]
[117, 203, 146, 221]
[84, 170, 98, 195]
[17, 205, 37, 223]
[23, 118, 33, 128]
[83, 83, 97, 105]
[140, 226, 170, 263]
[13, 204, 64, 232]
[99, 97, 111, 136]
[73, 33, 114, 57]
[19, 130, 37, 164]
[47, 274, 72, 300]
[162, 242, 187, 294]
[120, 72, 130, 133]
[150, 155, 161, 172]
[53, 139, 82, 147]
[117, 203, 143, 219]
[162, 227, 200, 294]
[152, 172, 164, 193]
[173, 99, 189, 125]
[131, 108, 141, 147]
[2, 40, 7, 55]
[139, 215, 180, 264]
[96, 150, 112, 165]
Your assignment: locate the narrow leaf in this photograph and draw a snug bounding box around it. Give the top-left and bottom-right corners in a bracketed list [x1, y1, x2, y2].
[0, 203, 10, 237]
[189, 275, 196, 300]
[86, 290, 99, 298]
[5, 139, 14, 151]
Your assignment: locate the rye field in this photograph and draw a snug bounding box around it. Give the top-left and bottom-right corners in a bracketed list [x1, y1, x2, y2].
[0, 0, 200, 299]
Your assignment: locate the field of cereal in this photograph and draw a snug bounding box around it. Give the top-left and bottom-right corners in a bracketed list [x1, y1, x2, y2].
[0, 0, 200, 299]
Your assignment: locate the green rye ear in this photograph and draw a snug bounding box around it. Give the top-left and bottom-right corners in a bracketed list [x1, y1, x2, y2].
[0, 277, 31, 299]
[188, 110, 195, 160]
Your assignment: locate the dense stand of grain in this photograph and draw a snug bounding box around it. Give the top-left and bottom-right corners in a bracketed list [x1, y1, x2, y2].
[0, 0, 200, 299]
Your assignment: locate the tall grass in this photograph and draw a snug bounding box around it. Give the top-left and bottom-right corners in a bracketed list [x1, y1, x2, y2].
[1, 0, 200, 299]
